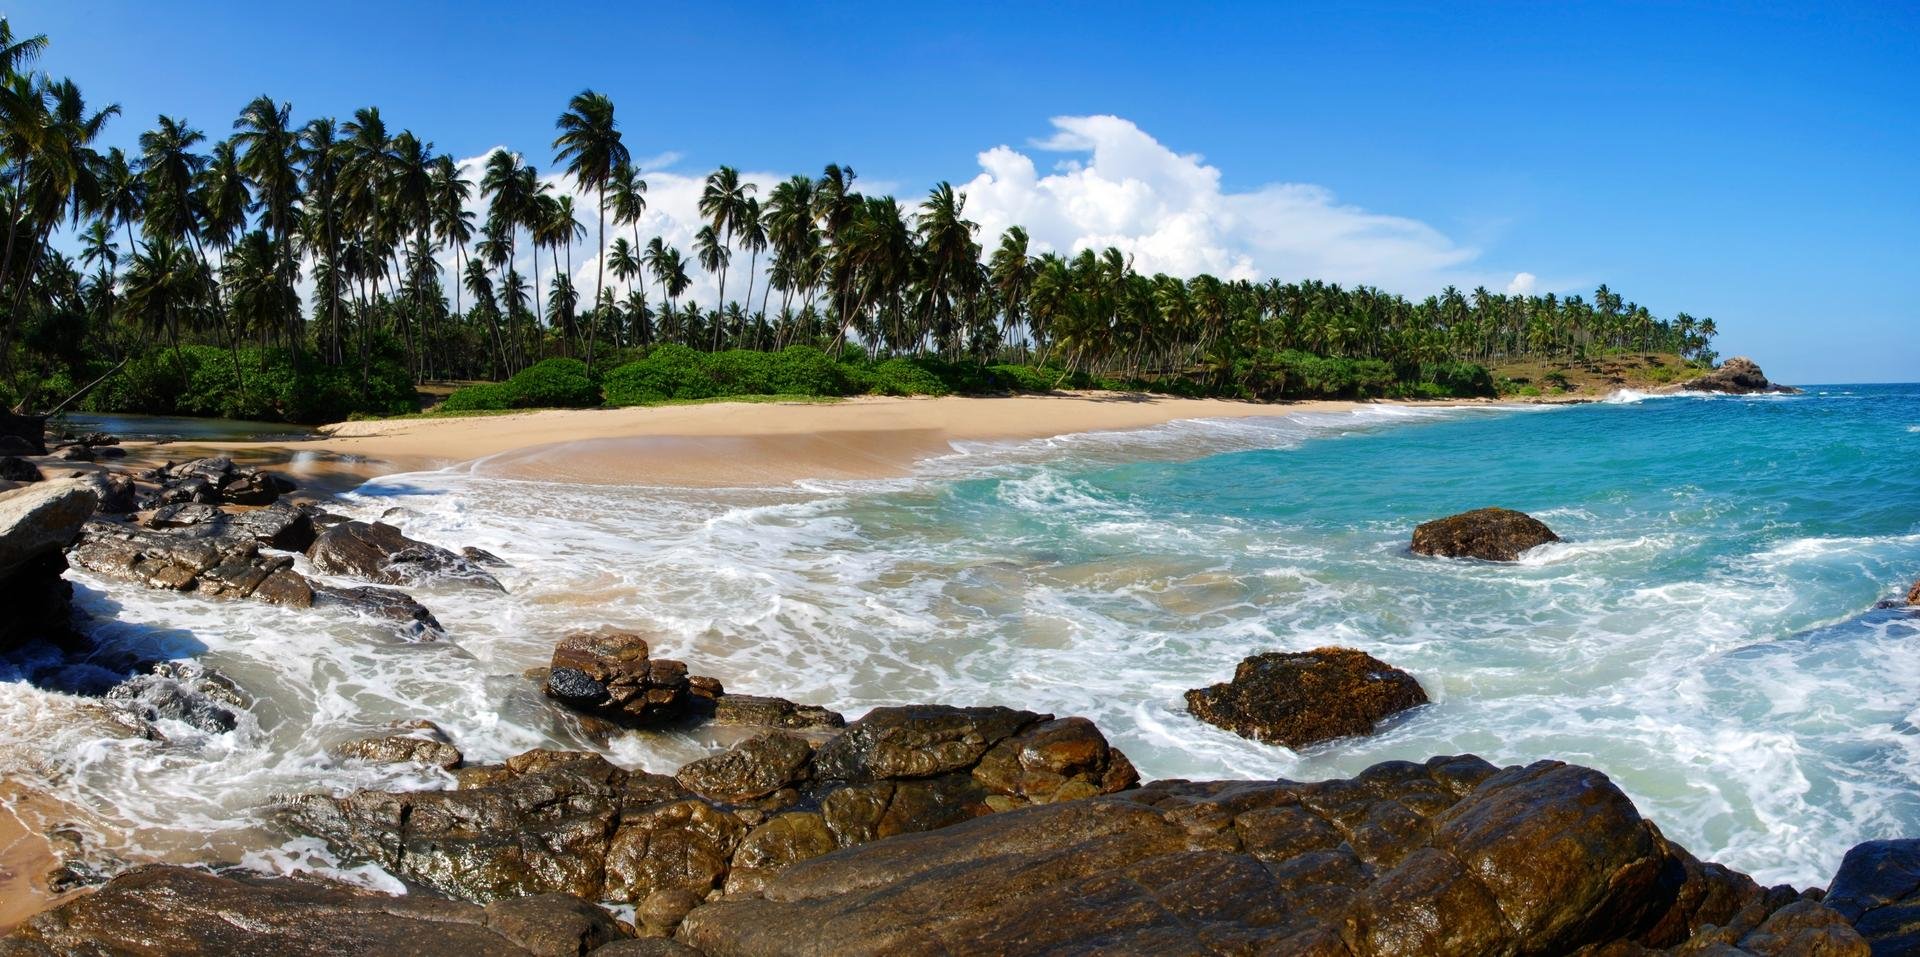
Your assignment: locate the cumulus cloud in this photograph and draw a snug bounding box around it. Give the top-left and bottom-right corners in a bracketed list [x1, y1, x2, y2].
[959, 115, 1520, 293]
[1506, 271, 1538, 295]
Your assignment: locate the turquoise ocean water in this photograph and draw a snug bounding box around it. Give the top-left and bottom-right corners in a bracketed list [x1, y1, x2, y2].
[6, 384, 1918, 889]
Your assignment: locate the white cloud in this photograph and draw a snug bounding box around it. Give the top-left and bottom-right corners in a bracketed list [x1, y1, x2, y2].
[1506, 271, 1538, 295]
[958, 115, 1521, 293]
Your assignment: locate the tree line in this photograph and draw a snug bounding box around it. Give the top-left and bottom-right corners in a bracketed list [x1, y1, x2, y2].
[0, 16, 1721, 418]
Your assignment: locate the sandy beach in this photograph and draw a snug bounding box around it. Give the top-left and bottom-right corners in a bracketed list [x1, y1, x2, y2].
[197, 392, 1406, 487]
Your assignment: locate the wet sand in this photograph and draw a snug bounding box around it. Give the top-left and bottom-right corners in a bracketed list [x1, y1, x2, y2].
[206, 393, 1394, 487]
[0, 785, 76, 935]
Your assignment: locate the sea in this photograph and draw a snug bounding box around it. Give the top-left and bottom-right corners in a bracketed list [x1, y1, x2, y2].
[3, 383, 1917, 890]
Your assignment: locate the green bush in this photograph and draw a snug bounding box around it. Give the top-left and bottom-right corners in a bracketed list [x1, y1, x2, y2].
[988, 364, 1057, 393]
[81, 344, 416, 423]
[854, 357, 950, 396]
[505, 357, 599, 407]
[603, 343, 724, 405]
[440, 383, 519, 412]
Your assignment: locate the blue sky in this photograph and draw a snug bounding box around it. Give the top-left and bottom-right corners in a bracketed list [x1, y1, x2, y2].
[12, 1, 1916, 382]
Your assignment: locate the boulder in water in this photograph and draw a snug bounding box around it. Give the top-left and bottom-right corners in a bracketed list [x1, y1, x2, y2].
[1907, 577, 1920, 606]
[1679, 356, 1801, 395]
[711, 693, 845, 730]
[329, 720, 463, 770]
[308, 520, 503, 590]
[675, 732, 815, 804]
[104, 662, 250, 736]
[1185, 647, 1428, 749]
[1823, 839, 1920, 955]
[0, 480, 97, 581]
[80, 471, 136, 514]
[1412, 506, 1560, 561]
[543, 631, 714, 727]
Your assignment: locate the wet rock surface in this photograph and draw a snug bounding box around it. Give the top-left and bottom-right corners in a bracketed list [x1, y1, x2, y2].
[104, 661, 251, 737]
[0, 455, 41, 483]
[709, 693, 844, 730]
[1412, 506, 1561, 561]
[142, 455, 296, 508]
[1907, 577, 1920, 606]
[1823, 839, 1920, 956]
[543, 632, 719, 727]
[279, 704, 1137, 907]
[679, 757, 1865, 957]
[70, 516, 443, 637]
[329, 719, 465, 770]
[0, 412, 45, 455]
[0, 864, 634, 957]
[308, 519, 504, 590]
[1185, 647, 1429, 749]
[1679, 356, 1801, 395]
[0, 480, 99, 649]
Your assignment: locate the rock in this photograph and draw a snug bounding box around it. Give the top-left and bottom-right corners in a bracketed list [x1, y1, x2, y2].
[1680, 356, 1801, 395]
[463, 545, 509, 566]
[229, 499, 320, 551]
[1824, 839, 1920, 956]
[675, 732, 815, 804]
[147, 501, 225, 528]
[80, 471, 136, 514]
[675, 756, 1865, 957]
[330, 720, 464, 770]
[50, 444, 92, 462]
[1411, 506, 1560, 561]
[0, 479, 98, 581]
[543, 632, 710, 727]
[711, 693, 845, 730]
[70, 518, 442, 638]
[0, 864, 633, 956]
[0, 411, 43, 455]
[142, 456, 298, 507]
[1184, 647, 1428, 749]
[1907, 578, 1919, 607]
[76, 431, 119, 447]
[285, 706, 1136, 907]
[0, 456, 42, 483]
[813, 704, 1037, 781]
[309, 520, 504, 590]
[103, 661, 251, 736]
[223, 470, 296, 505]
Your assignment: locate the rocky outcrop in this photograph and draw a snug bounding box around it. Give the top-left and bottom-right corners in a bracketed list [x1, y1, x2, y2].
[1412, 506, 1560, 561]
[1185, 647, 1428, 749]
[70, 517, 442, 637]
[308, 519, 504, 591]
[142, 456, 296, 508]
[0, 480, 99, 649]
[79, 470, 136, 514]
[677, 757, 1864, 956]
[1907, 577, 1920, 607]
[1823, 839, 1920, 956]
[1679, 356, 1801, 395]
[0, 411, 44, 455]
[710, 693, 845, 731]
[542, 632, 721, 728]
[0, 865, 631, 957]
[279, 705, 1137, 907]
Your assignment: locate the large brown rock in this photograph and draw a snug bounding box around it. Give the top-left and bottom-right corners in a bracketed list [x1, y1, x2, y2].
[308, 520, 503, 590]
[0, 865, 631, 956]
[1823, 839, 1920, 956]
[283, 706, 1136, 907]
[543, 631, 714, 727]
[0, 479, 97, 581]
[1184, 647, 1428, 749]
[1412, 506, 1560, 561]
[1907, 578, 1919, 606]
[1680, 356, 1800, 395]
[676, 756, 1865, 957]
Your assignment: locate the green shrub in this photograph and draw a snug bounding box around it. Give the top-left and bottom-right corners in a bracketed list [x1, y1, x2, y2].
[81, 343, 416, 423]
[603, 343, 723, 405]
[855, 357, 950, 396]
[506, 357, 599, 407]
[440, 383, 519, 412]
[988, 364, 1057, 393]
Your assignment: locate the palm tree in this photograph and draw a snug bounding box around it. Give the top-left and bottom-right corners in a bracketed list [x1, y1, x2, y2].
[552, 89, 627, 367]
[697, 165, 752, 349]
[297, 117, 344, 362]
[608, 159, 646, 254]
[232, 95, 301, 348]
[605, 237, 640, 348]
[734, 196, 768, 345]
[693, 224, 729, 347]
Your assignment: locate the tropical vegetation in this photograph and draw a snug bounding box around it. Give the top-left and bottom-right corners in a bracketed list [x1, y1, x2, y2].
[0, 17, 1722, 422]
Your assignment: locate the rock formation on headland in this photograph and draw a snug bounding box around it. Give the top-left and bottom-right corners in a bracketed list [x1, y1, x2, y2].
[1411, 506, 1560, 561]
[1674, 356, 1801, 395]
[1186, 647, 1427, 748]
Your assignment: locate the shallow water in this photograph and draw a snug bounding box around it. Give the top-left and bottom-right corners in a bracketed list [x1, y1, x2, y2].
[3, 385, 1918, 890]
[52, 412, 316, 443]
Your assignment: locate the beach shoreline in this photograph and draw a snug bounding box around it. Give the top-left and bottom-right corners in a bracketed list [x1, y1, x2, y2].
[172, 391, 1574, 489]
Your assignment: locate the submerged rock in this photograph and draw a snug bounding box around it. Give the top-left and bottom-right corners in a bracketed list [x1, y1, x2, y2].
[329, 719, 464, 770]
[710, 693, 845, 731]
[143, 456, 297, 508]
[1679, 356, 1801, 395]
[1185, 647, 1428, 749]
[308, 520, 504, 590]
[281, 704, 1135, 906]
[1412, 506, 1560, 561]
[0, 865, 631, 956]
[104, 661, 251, 736]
